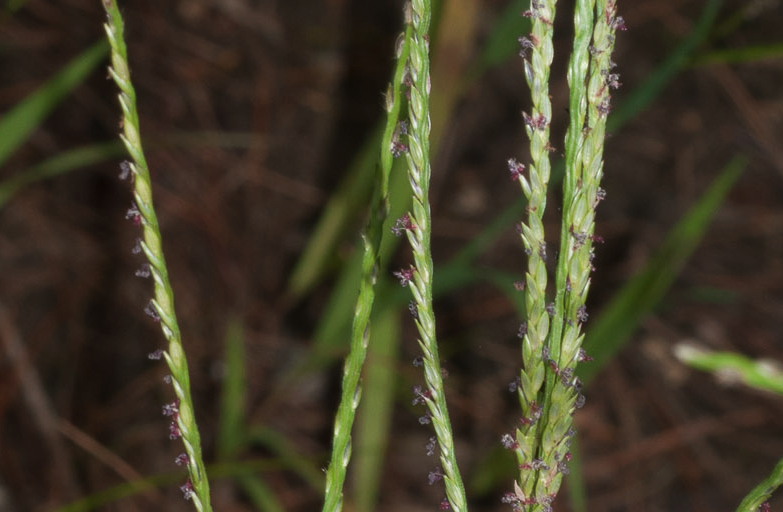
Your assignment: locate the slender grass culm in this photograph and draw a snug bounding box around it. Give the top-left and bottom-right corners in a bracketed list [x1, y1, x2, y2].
[101, 1, 212, 510]
[320, 16, 413, 512]
[397, 0, 470, 511]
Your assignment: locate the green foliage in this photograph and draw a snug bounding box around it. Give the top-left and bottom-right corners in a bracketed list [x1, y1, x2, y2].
[579, 155, 746, 384]
[675, 344, 783, 397]
[0, 40, 107, 168]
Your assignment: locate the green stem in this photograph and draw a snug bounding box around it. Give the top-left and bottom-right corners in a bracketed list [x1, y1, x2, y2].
[102, 1, 211, 510]
[320, 24, 413, 512]
[402, 0, 468, 510]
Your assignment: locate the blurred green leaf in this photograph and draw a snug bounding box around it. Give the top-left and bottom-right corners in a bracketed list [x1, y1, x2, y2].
[55, 459, 281, 512]
[565, 434, 587, 512]
[237, 475, 285, 512]
[578, 155, 746, 384]
[694, 43, 783, 65]
[0, 132, 263, 208]
[353, 308, 400, 512]
[470, 0, 530, 79]
[607, 0, 722, 130]
[245, 427, 323, 491]
[0, 141, 122, 208]
[0, 40, 108, 168]
[675, 344, 783, 396]
[217, 318, 247, 461]
[284, 123, 384, 301]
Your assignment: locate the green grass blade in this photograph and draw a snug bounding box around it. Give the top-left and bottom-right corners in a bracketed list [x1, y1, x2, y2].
[6, 0, 29, 12]
[578, 155, 747, 384]
[565, 434, 587, 512]
[55, 460, 280, 512]
[736, 458, 783, 512]
[0, 40, 108, 168]
[236, 475, 285, 512]
[607, 0, 722, 131]
[284, 123, 384, 300]
[245, 427, 324, 491]
[217, 319, 247, 461]
[674, 344, 783, 396]
[0, 132, 261, 209]
[469, 0, 530, 78]
[0, 141, 123, 208]
[54, 471, 183, 512]
[693, 43, 783, 65]
[352, 308, 400, 512]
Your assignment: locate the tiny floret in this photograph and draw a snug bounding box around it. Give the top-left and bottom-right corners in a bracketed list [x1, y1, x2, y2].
[517, 36, 534, 57]
[408, 301, 419, 319]
[425, 436, 437, 456]
[501, 433, 519, 450]
[392, 213, 416, 236]
[135, 263, 151, 278]
[162, 401, 179, 417]
[577, 305, 589, 323]
[523, 112, 548, 131]
[118, 160, 133, 180]
[169, 421, 182, 440]
[507, 158, 526, 181]
[144, 301, 160, 322]
[180, 480, 194, 500]
[393, 267, 415, 286]
[391, 141, 408, 158]
[125, 205, 141, 226]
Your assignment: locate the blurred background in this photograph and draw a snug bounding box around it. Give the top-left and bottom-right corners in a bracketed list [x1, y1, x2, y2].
[1, 0, 782, 511]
